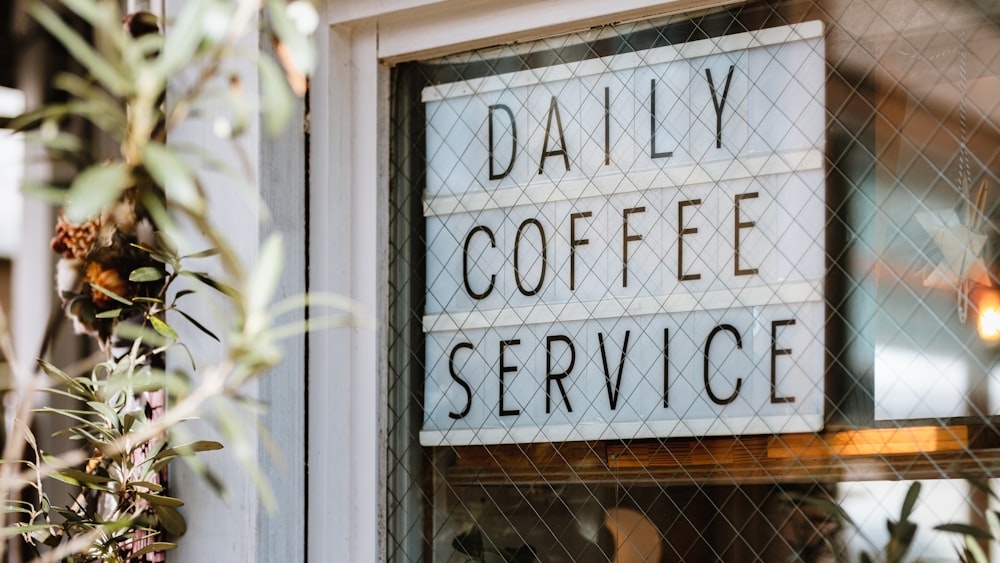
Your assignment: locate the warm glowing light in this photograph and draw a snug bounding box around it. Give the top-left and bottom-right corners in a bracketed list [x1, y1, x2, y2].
[976, 289, 1000, 341]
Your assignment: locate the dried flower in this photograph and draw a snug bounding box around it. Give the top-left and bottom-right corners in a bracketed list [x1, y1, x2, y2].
[84, 259, 132, 308]
[51, 214, 100, 260]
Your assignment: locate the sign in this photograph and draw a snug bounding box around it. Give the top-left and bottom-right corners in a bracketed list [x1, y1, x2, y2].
[420, 21, 826, 446]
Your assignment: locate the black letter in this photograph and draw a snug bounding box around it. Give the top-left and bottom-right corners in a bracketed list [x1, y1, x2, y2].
[448, 342, 474, 420]
[545, 335, 575, 414]
[650, 79, 673, 158]
[706, 65, 735, 149]
[570, 211, 592, 291]
[463, 225, 497, 299]
[538, 96, 570, 173]
[678, 199, 701, 281]
[622, 207, 645, 288]
[514, 218, 547, 296]
[488, 104, 517, 180]
[499, 339, 521, 417]
[599, 331, 631, 410]
[770, 319, 796, 404]
[734, 192, 759, 276]
[703, 324, 743, 405]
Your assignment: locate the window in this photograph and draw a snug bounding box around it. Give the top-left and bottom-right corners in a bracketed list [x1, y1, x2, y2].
[388, 1, 1000, 561]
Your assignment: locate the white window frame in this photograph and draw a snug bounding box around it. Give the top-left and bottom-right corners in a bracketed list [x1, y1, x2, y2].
[308, 1, 740, 561]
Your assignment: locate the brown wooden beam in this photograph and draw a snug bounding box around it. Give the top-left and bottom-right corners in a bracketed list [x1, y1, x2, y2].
[444, 426, 995, 486]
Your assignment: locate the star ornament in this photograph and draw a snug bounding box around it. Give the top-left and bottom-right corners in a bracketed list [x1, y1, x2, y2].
[917, 209, 991, 290]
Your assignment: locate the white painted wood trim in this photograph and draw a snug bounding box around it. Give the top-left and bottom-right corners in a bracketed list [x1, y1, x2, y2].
[372, 0, 745, 62]
[307, 15, 383, 563]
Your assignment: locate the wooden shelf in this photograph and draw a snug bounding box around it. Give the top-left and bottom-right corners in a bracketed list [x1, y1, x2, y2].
[444, 425, 1000, 486]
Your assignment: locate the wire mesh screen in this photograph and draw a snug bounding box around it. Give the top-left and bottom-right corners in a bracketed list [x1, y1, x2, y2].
[387, 1, 1000, 561]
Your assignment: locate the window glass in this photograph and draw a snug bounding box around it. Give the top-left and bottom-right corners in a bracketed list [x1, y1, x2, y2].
[388, 2, 1000, 561]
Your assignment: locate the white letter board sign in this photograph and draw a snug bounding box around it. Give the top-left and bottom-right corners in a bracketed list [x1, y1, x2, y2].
[419, 21, 826, 446]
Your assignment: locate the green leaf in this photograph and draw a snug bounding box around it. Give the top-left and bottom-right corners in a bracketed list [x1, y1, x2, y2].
[154, 231, 179, 261]
[129, 266, 164, 283]
[248, 233, 283, 312]
[172, 289, 196, 302]
[122, 411, 139, 433]
[112, 323, 168, 349]
[131, 32, 165, 60]
[51, 505, 83, 521]
[130, 480, 164, 493]
[3, 506, 34, 516]
[35, 408, 113, 439]
[173, 341, 198, 371]
[270, 314, 355, 341]
[965, 534, 989, 563]
[175, 309, 220, 342]
[61, 0, 116, 29]
[7, 108, 50, 133]
[52, 73, 128, 133]
[11, 99, 123, 138]
[270, 291, 360, 318]
[154, 0, 208, 76]
[159, 441, 224, 457]
[142, 194, 184, 254]
[182, 248, 220, 259]
[142, 142, 204, 213]
[64, 162, 130, 222]
[886, 518, 917, 563]
[90, 283, 134, 306]
[179, 271, 238, 298]
[95, 308, 123, 319]
[29, 3, 130, 95]
[987, 511, 1000, 543]
[149, 440, 225, 472]
[267, 0, 317, 76]
[258, 55, 294, 136]
[149, 315, 178, 340]
[137, 492, 184, 507]
[210, 399, 276, 510]
[86, 400, 121, 430]
[100, 367, 189, 399]
[131, 542, 177, 558]
[900, 481, 921, 521]
[167, 443, 228, 499]
[783, 492, 856, 528]
[955, 471, 998, 501]
[37, 359, 88, 395]
[131, 242, 172, 264]
[50, 467, 114, 488]
[452, 528, 484, 558]
[935, 523, 993, 541]
[67, 428, 119, 455]
[21, 180, 72, 205]
[153, 504, 187, 536]
[2, 523, 58, 537]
